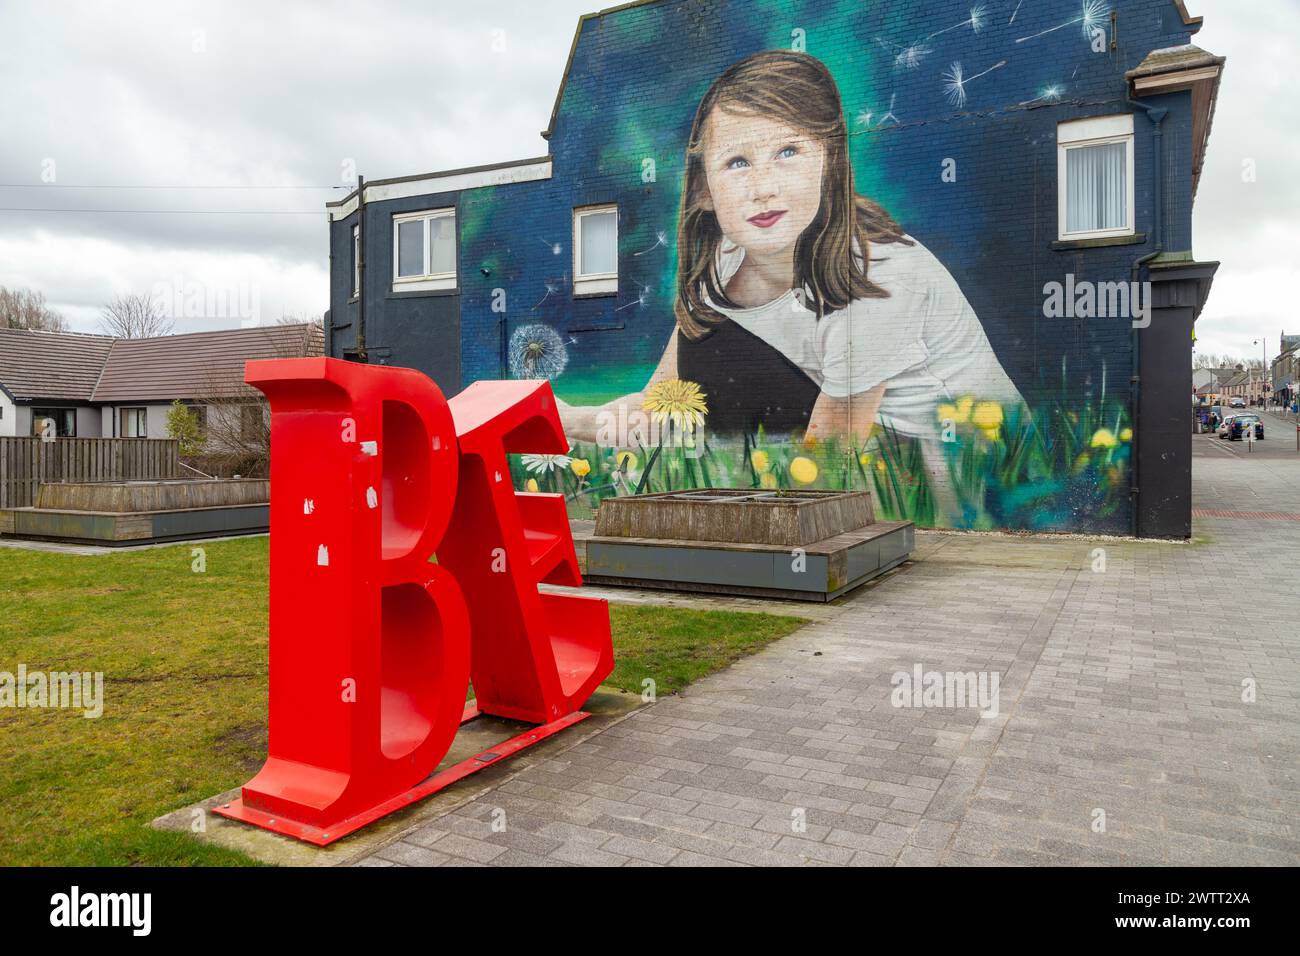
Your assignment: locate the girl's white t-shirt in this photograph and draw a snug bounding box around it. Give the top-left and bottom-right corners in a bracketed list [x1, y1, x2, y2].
[706, 237, 1024, 439]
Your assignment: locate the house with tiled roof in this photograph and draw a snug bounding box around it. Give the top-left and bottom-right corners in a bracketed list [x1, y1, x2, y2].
[0, 323, 322, 439]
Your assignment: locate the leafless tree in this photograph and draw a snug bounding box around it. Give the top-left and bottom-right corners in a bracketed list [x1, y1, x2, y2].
[0, 286, 68, 331]
[275, 311, 324, 330]
[188, 323, 323, 477]
[99, 292, 174, 339]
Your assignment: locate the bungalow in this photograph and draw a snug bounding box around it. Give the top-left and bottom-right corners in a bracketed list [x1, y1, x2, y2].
[0, 323, 322, 441]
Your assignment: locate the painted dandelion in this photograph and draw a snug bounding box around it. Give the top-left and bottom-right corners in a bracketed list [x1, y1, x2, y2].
[508, 322, 568, 380]
[642, 378, 708, 433]
[942, 59, 1006, 109]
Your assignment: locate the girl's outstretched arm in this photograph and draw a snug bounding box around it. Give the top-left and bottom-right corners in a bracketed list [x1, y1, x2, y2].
[554, 333, 680, 443]
[805, 384, 885, 445]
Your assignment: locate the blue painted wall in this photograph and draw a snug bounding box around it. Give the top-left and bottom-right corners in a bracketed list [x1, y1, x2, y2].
[331, 0, 1205, 534]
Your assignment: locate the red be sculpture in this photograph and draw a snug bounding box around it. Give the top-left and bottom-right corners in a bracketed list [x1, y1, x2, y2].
[212, 358, 613, 845]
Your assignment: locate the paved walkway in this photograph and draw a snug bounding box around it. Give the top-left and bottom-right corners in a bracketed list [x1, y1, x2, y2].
[357, 432, 1300, 866]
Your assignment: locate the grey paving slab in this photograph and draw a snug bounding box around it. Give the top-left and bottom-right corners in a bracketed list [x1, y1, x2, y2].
[355, 436, 1300, 866]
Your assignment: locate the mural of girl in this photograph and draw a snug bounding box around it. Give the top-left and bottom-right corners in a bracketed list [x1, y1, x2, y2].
[557, 49, 1024, 513]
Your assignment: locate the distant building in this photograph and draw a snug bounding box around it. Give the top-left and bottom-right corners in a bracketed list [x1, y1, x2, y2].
[1272, 334, 1299, 407]
[0, 323, 322, 440]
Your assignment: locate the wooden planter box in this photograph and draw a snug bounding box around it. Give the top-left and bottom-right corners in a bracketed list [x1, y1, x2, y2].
[586, 488, 913, 602]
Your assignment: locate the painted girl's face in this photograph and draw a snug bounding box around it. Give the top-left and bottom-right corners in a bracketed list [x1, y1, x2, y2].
[698, 107, 826, 261]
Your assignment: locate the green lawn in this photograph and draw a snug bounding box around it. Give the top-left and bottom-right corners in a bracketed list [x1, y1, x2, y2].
[0, 536, 804, 866]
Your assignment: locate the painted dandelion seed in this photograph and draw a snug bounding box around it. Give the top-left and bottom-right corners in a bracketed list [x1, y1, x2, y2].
[632, 231, 667, 256]
[925, 4, 987, 41]
[508, 323, 568, 380]
[531, 279, 560, 310]
[1016, 0, 1109, 44]
[615, 283, 651, 311]
[1022, 84, 1064, 106]
[943, 59, 1006, 109]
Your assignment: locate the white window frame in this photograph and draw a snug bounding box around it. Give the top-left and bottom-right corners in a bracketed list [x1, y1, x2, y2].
[573, 204, 618, 295]
[391, 207, 456, 292]
[1057, 114, 1135, 241]
[351, 223, 360, 297]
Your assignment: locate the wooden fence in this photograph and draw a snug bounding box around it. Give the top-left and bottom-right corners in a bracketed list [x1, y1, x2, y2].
[0, 437, 180, 509]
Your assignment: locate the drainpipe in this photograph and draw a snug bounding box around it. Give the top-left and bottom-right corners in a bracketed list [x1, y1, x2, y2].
[354, 175, 368, 362]
[1127, 100, 1166, 537]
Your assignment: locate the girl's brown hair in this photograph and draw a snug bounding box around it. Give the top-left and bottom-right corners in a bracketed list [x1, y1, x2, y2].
[674, 50, 910, 340]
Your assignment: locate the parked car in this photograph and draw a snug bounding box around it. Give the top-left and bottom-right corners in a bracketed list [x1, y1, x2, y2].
[1223, 414, 1264, 440]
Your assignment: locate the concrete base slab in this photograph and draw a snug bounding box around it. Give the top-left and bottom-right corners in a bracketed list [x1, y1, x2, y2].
[150, 686, 643, 866]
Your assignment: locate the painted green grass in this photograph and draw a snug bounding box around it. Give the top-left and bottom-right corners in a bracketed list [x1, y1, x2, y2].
[521, 359, 1133, 534]
[0, 536, 805, 866]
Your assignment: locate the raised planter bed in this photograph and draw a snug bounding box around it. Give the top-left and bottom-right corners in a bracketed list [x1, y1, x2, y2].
[0, 479, 269, 546]
[585, 489, 913, 602]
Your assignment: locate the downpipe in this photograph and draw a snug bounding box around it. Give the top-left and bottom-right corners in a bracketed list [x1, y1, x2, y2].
[1127, 100, 1166, 538]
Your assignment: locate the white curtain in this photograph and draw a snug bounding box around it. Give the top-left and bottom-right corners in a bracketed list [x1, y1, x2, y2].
[429, 215, 456, 275]
[1067, 141, 1126, 233]
[580, 211, 617, 276]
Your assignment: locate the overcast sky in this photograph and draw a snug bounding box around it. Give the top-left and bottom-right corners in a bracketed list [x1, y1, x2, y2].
[1, 0, 1294, 363]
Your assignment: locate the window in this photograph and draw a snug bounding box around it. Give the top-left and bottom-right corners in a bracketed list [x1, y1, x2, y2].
[1058, 114, 1135, 240]
[185, 403, 208, 430]
[573, 205, 618, 295]
[31, 408, 76, 438]
[351, 224, 360, 297]
[120, 407, 147, 438]
[392, 208, 456, 291]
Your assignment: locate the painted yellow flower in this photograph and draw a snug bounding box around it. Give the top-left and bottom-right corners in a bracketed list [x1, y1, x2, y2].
[1119, 427, 1133, 442]
[1073, 452, 1091, 474]
[1090, 428, 1120, 449]
[759, 471, 779, 490]
[525, 477, 539, 493]
[642, 378, 708, 431]
[937, 396, 973, 425]
[570, 458, 591, 478]
[972, 403, 1003, 428]
[751, 449, 770, 473]
[789, 456, 818, 485]
[875, 458, 887, 474]
[615, 450, 637, 472]
[859, 452, 872, 467]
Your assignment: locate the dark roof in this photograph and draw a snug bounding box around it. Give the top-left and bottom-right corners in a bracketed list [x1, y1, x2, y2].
[91, 324, 323, 403]
[0, 328, 115, 401]
[0, 323, 322, 404]
[1126, 43, 1224, 80]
